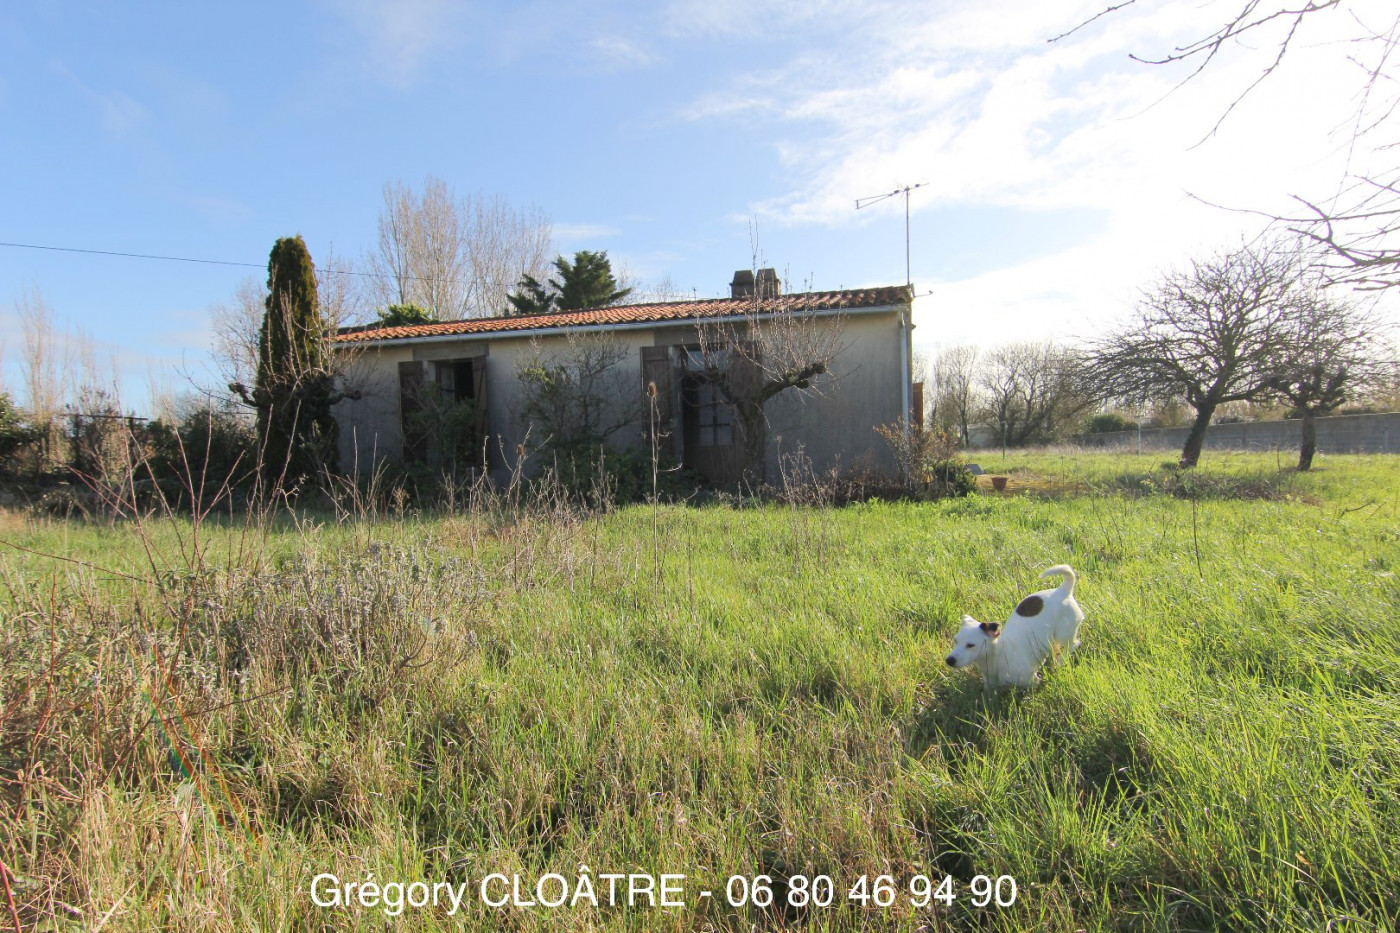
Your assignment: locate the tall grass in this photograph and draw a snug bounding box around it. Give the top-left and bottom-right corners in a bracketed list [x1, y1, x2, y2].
[1, 453, 1398, 930]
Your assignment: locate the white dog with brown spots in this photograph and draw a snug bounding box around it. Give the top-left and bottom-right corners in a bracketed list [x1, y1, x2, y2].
[944, 565, 1084, 693]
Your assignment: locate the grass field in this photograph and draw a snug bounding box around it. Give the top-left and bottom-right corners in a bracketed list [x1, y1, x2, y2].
[3, 451, 1399, 930]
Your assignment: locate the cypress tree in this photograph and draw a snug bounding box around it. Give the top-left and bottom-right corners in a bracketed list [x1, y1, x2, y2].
[252, 235, 337, 485]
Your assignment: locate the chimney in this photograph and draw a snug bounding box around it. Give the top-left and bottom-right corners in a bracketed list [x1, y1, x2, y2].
[730, 270, 755, 299]
[730, 268, 781, 299]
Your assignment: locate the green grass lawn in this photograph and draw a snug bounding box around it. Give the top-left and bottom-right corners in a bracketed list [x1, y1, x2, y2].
[3, 452, 1398, 930]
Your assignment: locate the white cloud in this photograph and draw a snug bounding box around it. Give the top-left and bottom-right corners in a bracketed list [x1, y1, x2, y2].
[135, 62, 229, 124]
[51, 61, 149, 137]
[682, 0, 1400, 338]
[680, 91, 776, 122]
[324, 0, 469, 89]
[554, 222, 623, 241]
[661, 0, 882, 38]
[590, 35, 660, 69]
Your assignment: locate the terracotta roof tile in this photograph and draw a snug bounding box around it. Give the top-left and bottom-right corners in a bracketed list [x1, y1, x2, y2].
[332, 285, 912, 344]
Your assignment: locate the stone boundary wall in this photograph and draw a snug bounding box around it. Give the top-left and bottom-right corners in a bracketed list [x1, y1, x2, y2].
[1078, 411, 1400, 454]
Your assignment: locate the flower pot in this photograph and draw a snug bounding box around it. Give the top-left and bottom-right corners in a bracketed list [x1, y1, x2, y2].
[990, 476, 1008, 492]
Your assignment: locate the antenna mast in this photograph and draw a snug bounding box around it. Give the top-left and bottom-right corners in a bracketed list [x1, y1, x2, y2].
[855, 183, 927, 288]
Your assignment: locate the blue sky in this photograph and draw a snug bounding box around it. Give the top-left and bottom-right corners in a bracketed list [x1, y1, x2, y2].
[2, 0, 1395, 412]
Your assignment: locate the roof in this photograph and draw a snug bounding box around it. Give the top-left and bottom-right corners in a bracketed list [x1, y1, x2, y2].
[332, 285, 912, 344]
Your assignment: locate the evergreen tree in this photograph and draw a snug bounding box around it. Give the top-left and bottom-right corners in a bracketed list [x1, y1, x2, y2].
[375, 303, 434, 327]
[550, 250, 631, 310]
[0, 391, 41, 472]
[244, 235, 338, 485]
[505, 274, 555, 316]
[503, 252, 630, 315]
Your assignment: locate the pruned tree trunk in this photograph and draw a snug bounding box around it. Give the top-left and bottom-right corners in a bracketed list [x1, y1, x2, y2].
[736, 401, 767, 489]
[1298, 410, 1318, 471]
[1179, 404, 1216, 468]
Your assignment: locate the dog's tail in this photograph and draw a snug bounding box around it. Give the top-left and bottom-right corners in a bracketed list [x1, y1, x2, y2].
[1040, 564, 1077, 596]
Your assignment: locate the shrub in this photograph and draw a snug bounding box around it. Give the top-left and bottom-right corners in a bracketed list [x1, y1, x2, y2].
[405, 393, 481, 479]
[0, 392, 42, 473]
[924, 456, 977, 498]
[145, 404, 258, 496]
[873, 422, 975, 500]
[65, 387, 125, 479]
[1083, 412, 1138, 434]
[547, 442, 696, 507]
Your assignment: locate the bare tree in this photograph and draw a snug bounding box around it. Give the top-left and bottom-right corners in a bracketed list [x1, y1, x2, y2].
[1265, 289, 1394, 468]
[514, 330, 642, 456]
[66, 333, 128, 480]
[624, 272, 695, 305]
[977, 341, 1090, 447]
[1059, 1, 1400, 289]
[930, 344, 980, 445]
[1090, 241, 1305, 467]
[14, 288, 75, 467]
[145, 363, 179, 424]
[210, 276, 266, 389]
[15, 288, 65, 424]
[317, 246, 366, 331]
[369, 177, 457, 315]
[467, 196, 555, 315]
[694, 271, 848, 486]
[365, 177, 553, 319]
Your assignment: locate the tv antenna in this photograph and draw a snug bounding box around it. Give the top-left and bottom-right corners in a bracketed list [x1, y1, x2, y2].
[855, 182, 927, 287]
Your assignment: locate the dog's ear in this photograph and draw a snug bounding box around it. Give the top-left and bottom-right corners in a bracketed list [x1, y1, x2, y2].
[979, 621, 1001, 637]
[961, 614, 979, 626]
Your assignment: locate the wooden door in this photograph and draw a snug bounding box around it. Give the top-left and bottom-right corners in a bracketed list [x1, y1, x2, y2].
[681, 375, 743, 486]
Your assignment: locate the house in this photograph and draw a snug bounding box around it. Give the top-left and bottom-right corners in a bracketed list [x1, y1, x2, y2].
[330, 271, 916, 486]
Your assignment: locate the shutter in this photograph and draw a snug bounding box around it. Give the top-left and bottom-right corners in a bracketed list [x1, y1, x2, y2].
[398, 361, 426, 463]
[911, 380, 924, 430]
[471, 357, 488, 470]
[640, 345, 674, 443]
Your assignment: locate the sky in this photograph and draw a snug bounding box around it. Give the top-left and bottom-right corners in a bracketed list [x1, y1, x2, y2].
[1, 0, 1396, 413]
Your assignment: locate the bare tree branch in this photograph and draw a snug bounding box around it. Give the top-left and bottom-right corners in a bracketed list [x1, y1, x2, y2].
[1060, 1, 1400, 288]
[365, 177, 553, 320]
[1047, 0, 1138, 44]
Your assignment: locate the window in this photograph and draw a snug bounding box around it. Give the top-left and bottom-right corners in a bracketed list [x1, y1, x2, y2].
[682, 346, 729, 372]
[434, 359, 477, 401]
[692, 381, 733, 448]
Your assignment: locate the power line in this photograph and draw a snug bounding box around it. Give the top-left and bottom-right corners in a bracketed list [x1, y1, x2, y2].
[0, 239, 404, 280]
